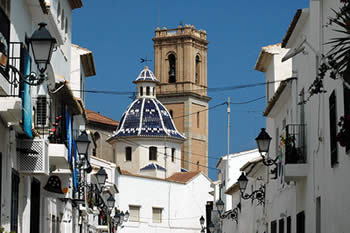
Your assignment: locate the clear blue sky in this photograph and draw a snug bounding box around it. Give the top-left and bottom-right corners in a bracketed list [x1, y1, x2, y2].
[72, 0, 309, 180]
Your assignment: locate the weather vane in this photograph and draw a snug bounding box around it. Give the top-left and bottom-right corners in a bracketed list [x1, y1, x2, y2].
[139, 56, 152, 64]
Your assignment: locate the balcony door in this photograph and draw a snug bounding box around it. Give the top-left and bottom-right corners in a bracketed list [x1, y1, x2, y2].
[30, 178, 41, 233]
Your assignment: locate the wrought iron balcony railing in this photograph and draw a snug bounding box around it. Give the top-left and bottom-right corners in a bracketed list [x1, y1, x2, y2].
[284, 124, 306, 164]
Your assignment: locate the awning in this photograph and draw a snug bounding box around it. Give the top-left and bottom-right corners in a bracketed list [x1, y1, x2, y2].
[52, 81, 83, 115]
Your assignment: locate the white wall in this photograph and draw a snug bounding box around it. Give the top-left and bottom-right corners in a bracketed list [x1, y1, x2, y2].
[117, 173, 212, 233]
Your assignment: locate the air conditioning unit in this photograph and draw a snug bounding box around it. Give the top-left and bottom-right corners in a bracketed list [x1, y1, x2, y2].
[17, 138, 49, 175]
[35, 95, 50, 128]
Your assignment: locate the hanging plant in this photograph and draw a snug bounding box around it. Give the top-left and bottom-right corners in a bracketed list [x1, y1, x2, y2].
[336, 114, 350, 147]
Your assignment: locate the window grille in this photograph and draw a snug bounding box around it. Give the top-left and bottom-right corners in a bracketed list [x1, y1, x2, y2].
[35, 96, 50, 128]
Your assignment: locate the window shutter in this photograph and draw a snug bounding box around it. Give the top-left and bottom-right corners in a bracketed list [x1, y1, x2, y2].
[152, 207, 162, 223]
[129, 205, 140, 222]
[35, 95, 50, 128]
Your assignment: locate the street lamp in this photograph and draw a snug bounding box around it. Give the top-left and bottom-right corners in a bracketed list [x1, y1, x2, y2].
[124, 210, 130, 222]
[216, 199, 225, 216]
[8, 23, 57, 86]
[95, 167, 108, 188]
[199, 216, 215, 233]
[106, 195, 115, 209]
[238, 172, 265, 205]
[255, 128, 278, 166]
[29, 23, 57, 73]
[76, 131, 91, 157]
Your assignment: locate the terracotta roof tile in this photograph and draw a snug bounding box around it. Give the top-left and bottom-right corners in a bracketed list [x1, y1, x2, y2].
[167, 171, 201, 183]
[86, 109, 119, 127]
[282, 9, 302, 48]
[120, 169, 201, 184]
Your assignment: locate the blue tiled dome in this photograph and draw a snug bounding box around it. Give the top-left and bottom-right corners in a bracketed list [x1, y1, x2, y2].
[133, 66, 159, 83]
[113, 98, 184, 140]
[112, 67, 184, 140]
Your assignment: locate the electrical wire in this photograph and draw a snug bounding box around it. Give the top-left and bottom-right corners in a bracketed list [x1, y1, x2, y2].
[71, 78, 286, 96]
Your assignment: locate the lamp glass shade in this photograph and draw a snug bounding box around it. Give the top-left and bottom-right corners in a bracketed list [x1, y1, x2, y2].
[199, 215, 205, 225]
[124, 210, 129, 221]
[107, 195, 115, 209]
[76, 131, 91, 156]
[208, 222, 215, 232]
[216, 199, 225, 214]
[95, 168, 108, 186]
[238, 172, 248, 193]
[120, 211, 124, 224]
[114, 214, 121, 224]
[29, 23, 56, 70]
[255, 128, 272, 153]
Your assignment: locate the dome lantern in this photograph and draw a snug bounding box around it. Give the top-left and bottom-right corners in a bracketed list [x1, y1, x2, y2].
[133, 66, 159, 99]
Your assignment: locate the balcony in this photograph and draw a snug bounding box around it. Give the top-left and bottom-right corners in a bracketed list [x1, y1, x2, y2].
[48, 143, 70, 172]
[283, 124, 308, 182]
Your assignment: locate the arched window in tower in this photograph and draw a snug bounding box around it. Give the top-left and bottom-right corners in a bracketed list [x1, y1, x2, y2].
[196, 161, 200, 170]
[140, 87, 143, 96]
[168, 54, 176, 83]
[149, 146, 157, 161]
[195, 55, 201, 85]
[93, 132, 100, 157]
[146, 86, 150, 96]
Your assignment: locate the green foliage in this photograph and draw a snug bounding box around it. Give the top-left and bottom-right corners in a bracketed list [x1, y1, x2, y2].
[304, 1, 350, 103]
[0, 227, 16, 233]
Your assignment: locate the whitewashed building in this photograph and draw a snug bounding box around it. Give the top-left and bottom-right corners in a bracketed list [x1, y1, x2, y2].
[0, 1, 99, 233]
[105, 66, 213, 233]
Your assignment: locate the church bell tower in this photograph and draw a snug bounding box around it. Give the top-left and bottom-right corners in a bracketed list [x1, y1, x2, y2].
[153, 24, 210, 175]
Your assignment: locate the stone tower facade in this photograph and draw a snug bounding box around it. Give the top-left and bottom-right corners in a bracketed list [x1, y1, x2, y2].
[153, 25, 210, 175]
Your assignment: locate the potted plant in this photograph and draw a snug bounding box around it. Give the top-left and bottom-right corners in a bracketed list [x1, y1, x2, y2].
[336, 114, 350, 148]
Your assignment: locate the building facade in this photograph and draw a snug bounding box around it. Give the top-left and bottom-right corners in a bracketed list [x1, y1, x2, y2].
[153, 25, 210, 175]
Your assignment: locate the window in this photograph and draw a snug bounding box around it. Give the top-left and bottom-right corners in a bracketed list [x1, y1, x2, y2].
[0, 5, 10, 73]
[57, 1, 61, 19]
[196, 161, 200, 170]
[125, 147, 132, 161]
[171, 148, 175, 162]
[316, 197, 321, 233]
[36, 95, 50, 128]
[0, 153, 2, 225]
[343, 79, 350, 152]
[287, 216, 291, 233]
[30, 178, 41, 233]
[168, 54, 176, 83]
[197, 112, 200, 128]
[195, 55, 201, 84]
[129, 205, 140, 222]
[169, 110, 173, 118]
[146, 86, 150, 96]
[152, 207, 162, 223]
[279, 218, 284, 233]
[296, 211, 305, 233]
[271, 220, 277, 233]
[11, 169, 19, 233]
[61, 9, 64, 30]
[149, 147, 157, 161]
[140, 87, 143, 96]
[65, 17, 68, 34]
[329, 91, 338, 166]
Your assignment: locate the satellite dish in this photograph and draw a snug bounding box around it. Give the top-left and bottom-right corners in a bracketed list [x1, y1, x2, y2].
[46, 63, 56, 91]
